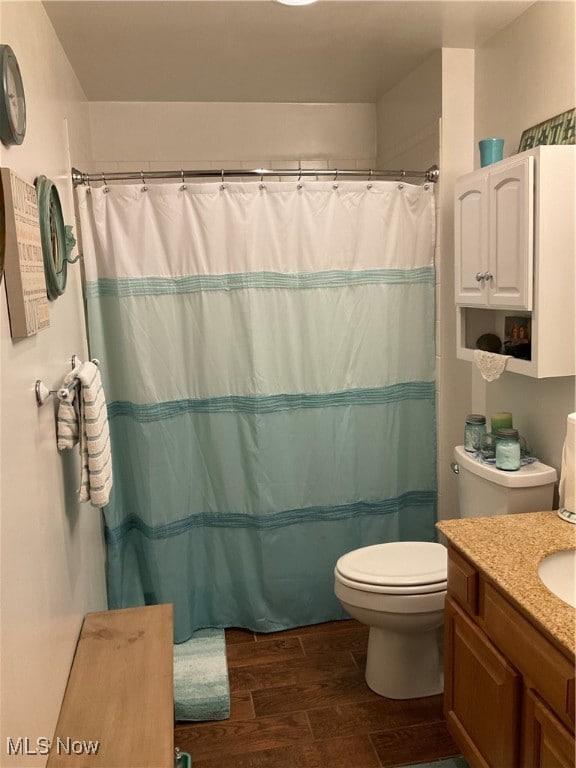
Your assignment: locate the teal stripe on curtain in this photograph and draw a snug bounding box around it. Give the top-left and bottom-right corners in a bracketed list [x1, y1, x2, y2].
[85, 266, 435, 297]
[107, 382, 435, 419]
[107, 491, 437, 543]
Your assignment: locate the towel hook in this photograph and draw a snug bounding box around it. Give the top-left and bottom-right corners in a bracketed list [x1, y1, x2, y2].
[35, 357, 100, 406]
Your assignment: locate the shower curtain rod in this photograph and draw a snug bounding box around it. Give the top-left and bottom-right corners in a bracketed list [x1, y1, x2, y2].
[71, 164, 440, 187]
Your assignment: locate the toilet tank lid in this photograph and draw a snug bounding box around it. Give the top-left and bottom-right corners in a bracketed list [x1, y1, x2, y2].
[454, 445, 557, 488]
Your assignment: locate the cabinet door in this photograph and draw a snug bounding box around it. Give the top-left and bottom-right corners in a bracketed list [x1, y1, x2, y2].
[455, 173, 489, 305]
[444, 596, 521, 768]
[488, 156, 534, 309]
[523, 688, 575, 768]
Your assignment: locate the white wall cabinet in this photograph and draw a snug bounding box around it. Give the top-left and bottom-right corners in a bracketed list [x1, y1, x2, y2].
[456, 154, 534, 309]
[455, 145, 575, 378]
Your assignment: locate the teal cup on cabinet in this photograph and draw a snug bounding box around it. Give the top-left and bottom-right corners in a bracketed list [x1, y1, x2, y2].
[479, 138, 504, 167]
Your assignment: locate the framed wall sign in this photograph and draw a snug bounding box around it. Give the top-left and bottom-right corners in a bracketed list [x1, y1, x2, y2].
[518, 108, 575, 153]
[0, 168, 50, 337]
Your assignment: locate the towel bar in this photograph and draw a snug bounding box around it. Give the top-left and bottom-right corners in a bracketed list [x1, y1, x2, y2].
[35, 355, 100, 406]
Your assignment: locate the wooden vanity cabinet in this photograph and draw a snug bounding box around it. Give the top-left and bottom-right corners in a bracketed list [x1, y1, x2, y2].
[444, 547, 575, 768]
[445, 596, 521, 767]
[524, 689, 575, 768]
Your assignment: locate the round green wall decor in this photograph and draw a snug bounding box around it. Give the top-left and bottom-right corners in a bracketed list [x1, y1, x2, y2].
[36, 175, 75, 300]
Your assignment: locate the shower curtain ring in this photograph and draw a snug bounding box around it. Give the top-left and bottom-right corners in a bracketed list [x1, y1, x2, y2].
[140, 171, 148, 192]
[367, 169, 373, 190]
[297, 167, 303, 190]
[220, 169, 226, 191]
[101, 173, 109, 194]
[259, 172, 266, 190]
[180, 169, 187, 191]
[333, 169, 339, 190]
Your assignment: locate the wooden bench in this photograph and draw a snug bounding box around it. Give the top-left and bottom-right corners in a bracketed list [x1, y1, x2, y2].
[47, 604, 174, 768]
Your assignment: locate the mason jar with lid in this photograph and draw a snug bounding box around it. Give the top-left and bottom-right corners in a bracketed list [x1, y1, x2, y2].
[495, 428, 521, 471]
[464, 414, 486, 453]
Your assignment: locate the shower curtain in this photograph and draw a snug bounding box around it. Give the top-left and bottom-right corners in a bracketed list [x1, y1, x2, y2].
[78, 179, 437, 642]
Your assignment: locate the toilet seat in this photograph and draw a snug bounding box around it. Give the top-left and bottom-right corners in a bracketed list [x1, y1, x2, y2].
[335, 541, 447, 595]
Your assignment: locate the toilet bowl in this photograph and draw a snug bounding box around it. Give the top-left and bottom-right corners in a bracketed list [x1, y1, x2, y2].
[334, 541, 447, 699]
[334, 448, 557, 700]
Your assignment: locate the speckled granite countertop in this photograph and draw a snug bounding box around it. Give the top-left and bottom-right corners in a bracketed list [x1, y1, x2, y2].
[437, 511, 576, 657]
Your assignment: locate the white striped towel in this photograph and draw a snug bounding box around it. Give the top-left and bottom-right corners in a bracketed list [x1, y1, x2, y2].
[56, 360, 113, 507]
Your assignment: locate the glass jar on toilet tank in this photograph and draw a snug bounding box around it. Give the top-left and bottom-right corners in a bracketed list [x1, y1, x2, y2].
[495, 428, 521, 471]
[464, 415, 486, 452]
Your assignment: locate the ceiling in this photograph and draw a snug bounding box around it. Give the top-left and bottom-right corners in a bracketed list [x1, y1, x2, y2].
[42, 0, 536, 103]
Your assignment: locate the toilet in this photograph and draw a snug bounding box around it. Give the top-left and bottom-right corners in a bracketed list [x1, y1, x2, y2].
[334, 445, 557, 700]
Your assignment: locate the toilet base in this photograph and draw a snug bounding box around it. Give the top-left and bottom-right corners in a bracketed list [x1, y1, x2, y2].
[365, 626, 443, 699]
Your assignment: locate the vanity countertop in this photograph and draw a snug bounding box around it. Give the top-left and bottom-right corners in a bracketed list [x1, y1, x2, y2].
[437, 511, 576, 657]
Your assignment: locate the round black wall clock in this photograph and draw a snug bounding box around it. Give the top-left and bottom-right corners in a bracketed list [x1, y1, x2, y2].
[0, 45, 26, 146]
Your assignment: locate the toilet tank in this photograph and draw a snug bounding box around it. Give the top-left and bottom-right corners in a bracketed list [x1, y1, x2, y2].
[454, 445, 557, 518]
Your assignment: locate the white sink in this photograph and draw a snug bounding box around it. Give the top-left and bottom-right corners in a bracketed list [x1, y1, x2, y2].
[537, 549, 576, 608]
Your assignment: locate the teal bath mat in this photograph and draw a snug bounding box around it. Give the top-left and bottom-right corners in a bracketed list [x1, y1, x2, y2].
[174, 628, 230, 721]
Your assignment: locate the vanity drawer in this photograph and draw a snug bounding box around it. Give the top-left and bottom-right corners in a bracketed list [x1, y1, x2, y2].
[484, 582, 575, 731]
[447, 547, 479, 616]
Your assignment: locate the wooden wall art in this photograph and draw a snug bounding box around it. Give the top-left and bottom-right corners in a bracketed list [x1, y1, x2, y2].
[0, 167, 49, 337]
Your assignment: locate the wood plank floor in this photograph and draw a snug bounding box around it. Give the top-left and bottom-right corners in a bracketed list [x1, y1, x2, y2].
[174, 620, 460, 768]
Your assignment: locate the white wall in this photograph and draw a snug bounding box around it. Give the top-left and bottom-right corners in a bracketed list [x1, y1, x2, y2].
[437, 49, 477, 520]
[376, 51, 442, 171]
[86, 101, 377, 174]
[376, 50, 474, 521]
[0, 3, 107, 765]
[473, 1, 576, 474]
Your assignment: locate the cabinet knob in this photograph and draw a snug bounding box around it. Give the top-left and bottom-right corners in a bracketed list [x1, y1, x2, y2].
[475, 272, 485, 282]
[483, 272, 493, 281]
